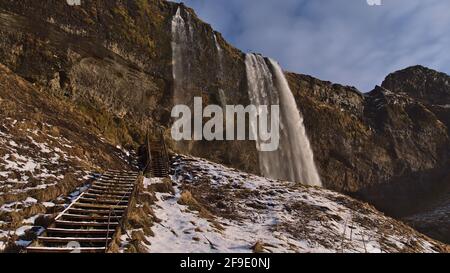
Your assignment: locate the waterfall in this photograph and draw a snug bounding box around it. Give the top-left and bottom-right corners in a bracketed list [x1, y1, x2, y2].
[245, 54, 322, 187]
[213, 33, 226, 106]
[171, 7, 191, 105]
[213, 34, 223, 59]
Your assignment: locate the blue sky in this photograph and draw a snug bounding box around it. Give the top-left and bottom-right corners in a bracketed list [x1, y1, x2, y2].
[174, 0, 450, 92]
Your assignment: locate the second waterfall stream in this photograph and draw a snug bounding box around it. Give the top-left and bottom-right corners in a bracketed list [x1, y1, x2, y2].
[245, 54, 322, 187]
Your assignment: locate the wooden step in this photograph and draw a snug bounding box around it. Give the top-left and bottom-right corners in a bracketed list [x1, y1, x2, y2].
[47, 228, 111, 235]
[61, 214, 121, 221]
[55, 220, 119, 227]
[102, 174, 136, 177]
[91, 184, 133, 191]
[72, 203, 127, 210]
[100, 175, 136, 178]
[90, 187, 133, 193]
[100, 174, 137, 178]
[27, 247, 106, 253]
[93, 182, 134, 188]
[86, 188, 131, 195]
[105, 170, 138, 174]
[93, 181, 134, 187]
[86, 190, 131, 197]
[25, 171, 136, 254]
[96, 180, 135, 185]
[79, 197, 129, 205]
[80, 195, 129, 201]
[106, 170, 138, 174]
[100, 179, 136, 182]
[91, 185, 133, 191]
[67, 209, 123, 216]
[84, 193, 131, 200]
[38, 237, 112, 244]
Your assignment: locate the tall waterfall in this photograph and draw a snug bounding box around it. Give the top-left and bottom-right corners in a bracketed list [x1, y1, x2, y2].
[245, 54, 322, 187]
[171, 7, 191, 105]
[213, 34, 223, 63]
[213, 33, 227, 107]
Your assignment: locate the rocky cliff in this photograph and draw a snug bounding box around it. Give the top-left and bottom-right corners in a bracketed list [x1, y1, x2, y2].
[287, 71, 449, 211]
[0, 1, 448, 244]
[287, 69, 450, 243]
[0, 0, 259, 174]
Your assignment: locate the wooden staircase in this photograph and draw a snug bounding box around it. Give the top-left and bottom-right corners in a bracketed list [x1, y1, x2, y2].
[145, 128, 170, 178]
[148, 141, 169, 177]
[26, 170, 138, 253]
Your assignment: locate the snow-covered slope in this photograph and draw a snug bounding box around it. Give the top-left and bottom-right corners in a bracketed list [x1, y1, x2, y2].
[0, 115, 129, 251]
[119, 155, 449, 253]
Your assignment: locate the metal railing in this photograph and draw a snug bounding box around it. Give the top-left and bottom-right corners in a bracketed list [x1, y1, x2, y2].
[157, 126, 170, 175]
[143, 128, 153, 176]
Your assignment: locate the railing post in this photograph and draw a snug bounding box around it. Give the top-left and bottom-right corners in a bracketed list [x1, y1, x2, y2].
[160, 126, 170, 174]
[144, 128, 153, 177]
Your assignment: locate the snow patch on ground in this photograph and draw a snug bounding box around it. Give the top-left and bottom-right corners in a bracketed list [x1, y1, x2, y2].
[127, 155, 446, 253]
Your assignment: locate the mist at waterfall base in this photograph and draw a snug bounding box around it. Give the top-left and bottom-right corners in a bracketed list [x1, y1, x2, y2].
[171, 6, 322, 187]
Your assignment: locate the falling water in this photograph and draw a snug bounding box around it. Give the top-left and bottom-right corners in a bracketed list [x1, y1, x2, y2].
[171, 7, 191, 105]
[245, 54, 322, 187]
[213, 34, 223, 60]
[213, 33, 227, 106]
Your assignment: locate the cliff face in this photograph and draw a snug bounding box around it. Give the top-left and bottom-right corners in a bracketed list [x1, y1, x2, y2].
[0, 0, 258, 173]
[288, 72, 449, 217]
[287, 70, 450, 243]
[0, 1, 449, 243]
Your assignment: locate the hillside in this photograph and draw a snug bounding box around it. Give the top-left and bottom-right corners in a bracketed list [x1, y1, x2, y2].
[0, 0, 448, 248]
[116, 155, 448, 253]
[0, 64, 133, 250]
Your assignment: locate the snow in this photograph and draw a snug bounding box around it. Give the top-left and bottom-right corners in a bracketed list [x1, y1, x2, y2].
[2, 154, 40, 173]
[23, 215, 40, 225]
[15, 225, 33, 236]
[16, 240, 32, 247]
[0, 114, 133, 249]
[123, 155, 445, 253]
[8, 141, 18, 147]
[24, 197, 38, 204]
[42, 202, 56, 208]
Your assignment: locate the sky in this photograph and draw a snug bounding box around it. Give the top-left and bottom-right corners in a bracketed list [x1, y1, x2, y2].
[174, 0, 450, 92]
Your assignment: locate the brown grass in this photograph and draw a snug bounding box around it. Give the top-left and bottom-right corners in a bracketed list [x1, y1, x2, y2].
[178, 191, 223, 231]
[148, 177, 175, 194]
[251, 241, 266, 253]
